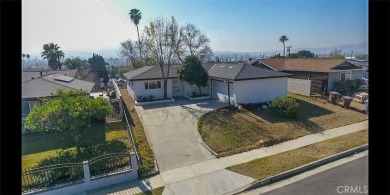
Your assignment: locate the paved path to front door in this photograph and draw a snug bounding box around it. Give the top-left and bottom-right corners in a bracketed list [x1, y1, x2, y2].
[134, 99, 228, 173]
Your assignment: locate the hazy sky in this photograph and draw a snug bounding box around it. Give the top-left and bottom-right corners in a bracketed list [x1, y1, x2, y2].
[22, 0, 368, 55]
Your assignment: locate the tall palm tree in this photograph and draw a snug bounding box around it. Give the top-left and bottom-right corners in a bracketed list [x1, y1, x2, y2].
[129, 9, 142, 59]
[26, 54, 30, 68]
[279, 35, 289, 58]
[41, 43, 63, 70]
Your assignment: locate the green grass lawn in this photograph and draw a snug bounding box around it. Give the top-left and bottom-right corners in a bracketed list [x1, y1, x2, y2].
[22, 122, 132, 170]
[227, 129, 368, 180]
[198, 93, 368, 157]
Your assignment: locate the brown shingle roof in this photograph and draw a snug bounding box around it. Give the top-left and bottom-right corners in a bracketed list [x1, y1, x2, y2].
[259, 58, 360, 73]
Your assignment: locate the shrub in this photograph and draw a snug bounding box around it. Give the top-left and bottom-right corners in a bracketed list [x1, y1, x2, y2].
[136, 95, 144, 102]
[148, 95, 155, 101]
[268, 97, 299, 118]
[191, 91, 197, 97]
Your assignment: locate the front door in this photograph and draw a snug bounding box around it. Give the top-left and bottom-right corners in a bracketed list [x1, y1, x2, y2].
[172, 79, 181, 97]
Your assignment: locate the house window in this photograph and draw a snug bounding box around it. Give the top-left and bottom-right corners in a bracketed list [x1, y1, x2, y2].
[22, 102, 30, 116]
[144, 81, 161, 90]
[341, 72, 351, 81]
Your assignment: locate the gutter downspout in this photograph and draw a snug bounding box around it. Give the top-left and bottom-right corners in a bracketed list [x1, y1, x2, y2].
[227, 80, 231, 106]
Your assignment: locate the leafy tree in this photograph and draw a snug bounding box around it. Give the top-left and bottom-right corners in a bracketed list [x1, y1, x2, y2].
[296, 50, 315, 58]
[177, 55, 209, 95]
[88, 53, 109, 84]
[356, 54, 368, 59]
[24, 89, 113, 154]
[279, 35, 289, 57]
[289, 53, 299, 58]
[329, 48, 344, 58]
[41, 43, 64, 70]
[129, 9, 142, 59]
[64, 57, 89, 69]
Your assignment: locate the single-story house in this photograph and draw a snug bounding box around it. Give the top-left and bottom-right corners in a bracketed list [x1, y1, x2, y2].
[22, 70, 95, 122]
[256, 58, 364, 94]
[123, 62, 292, 105]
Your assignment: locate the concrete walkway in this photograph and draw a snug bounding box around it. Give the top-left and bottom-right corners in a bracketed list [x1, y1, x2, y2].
[86, 120, 368, 195]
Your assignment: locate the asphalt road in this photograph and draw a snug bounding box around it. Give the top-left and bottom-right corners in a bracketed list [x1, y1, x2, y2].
[263, 156, 368, 195]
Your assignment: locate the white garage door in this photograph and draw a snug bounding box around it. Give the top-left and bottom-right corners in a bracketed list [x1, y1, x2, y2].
[212, 80, 233, 103]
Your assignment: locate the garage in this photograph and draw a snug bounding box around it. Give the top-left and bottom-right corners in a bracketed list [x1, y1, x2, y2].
[208, 63, 292, 105]
[211, 79, 234, 104]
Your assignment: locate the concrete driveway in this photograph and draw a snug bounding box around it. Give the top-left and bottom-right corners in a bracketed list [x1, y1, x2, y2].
[134, 99, 228, 172]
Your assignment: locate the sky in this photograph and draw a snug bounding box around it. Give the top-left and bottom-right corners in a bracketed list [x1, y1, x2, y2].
[22, 0, 368, 55]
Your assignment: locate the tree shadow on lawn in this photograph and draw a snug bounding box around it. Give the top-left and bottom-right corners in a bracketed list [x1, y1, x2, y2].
[35, 140, 129, 167]
[252, 99, 335, 133]
[22, 123, 121, 155]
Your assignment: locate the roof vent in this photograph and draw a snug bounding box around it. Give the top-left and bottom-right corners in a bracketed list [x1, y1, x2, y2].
[220, 65, 225, 68]
[229, 66, 233, 68]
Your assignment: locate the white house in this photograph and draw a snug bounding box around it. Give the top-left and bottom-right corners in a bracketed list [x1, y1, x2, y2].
[123, 62, 292, 105]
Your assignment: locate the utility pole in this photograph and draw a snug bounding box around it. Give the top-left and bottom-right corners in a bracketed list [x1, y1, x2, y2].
[286, 46, 292, 58]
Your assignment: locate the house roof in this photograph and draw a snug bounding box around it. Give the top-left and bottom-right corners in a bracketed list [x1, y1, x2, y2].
[22, 69, 78, 83]
[124, 62, 291, 81]
[22, 73, 95, 99]
[259, 58, 361, 73]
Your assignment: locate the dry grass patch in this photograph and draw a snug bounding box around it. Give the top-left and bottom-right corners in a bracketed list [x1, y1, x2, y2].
[198, 93, 368, 157]
[227, 129, 368, 180]
[121, 89, 156, 175]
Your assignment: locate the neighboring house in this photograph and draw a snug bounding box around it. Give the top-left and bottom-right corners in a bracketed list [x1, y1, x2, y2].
[22, 70, 95, 130]
[257, 58, 364, 94]
[123, 62, 292, 105]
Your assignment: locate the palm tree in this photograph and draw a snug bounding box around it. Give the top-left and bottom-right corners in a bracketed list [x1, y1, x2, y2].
[55, 50, 64, 70]
[26, 54, 30, 68]
[279, 35, 289, 58]
[41, 43, 63, 70]
[129, 9, 142, 59]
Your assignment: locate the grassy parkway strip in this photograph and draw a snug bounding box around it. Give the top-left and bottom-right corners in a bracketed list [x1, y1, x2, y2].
[227, 129, 368, 180]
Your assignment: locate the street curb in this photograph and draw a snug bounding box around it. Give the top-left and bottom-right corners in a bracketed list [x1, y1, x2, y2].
[224, 144, 368, 195]
[196, 132, 220, 158]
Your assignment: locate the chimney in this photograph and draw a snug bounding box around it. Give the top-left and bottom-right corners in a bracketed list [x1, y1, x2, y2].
[40, 71, 42, 77]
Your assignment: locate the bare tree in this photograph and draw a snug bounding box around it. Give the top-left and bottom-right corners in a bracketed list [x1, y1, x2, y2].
[144, 17, 179, 99]
[329, 48, 344, 58]
[182, 23, 213, 62]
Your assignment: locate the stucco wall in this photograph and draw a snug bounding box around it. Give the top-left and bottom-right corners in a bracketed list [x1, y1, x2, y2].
[328, 70, 363, 91]
[127, 79, 172, 100]
[234, 77, 288, 104]
[287, 78, 312, 96]
[182, 80, 210, 97]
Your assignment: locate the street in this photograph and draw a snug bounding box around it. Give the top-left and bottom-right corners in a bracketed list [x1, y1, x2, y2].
[261, 156, 368, 195]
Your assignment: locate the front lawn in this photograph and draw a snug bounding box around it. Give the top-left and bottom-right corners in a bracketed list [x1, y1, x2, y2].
[227, 129, 368, 180]
[198, 93, 368, 157]
[22, 122, 132, 170]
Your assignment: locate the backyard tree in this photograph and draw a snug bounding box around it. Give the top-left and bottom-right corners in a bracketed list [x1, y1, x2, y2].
[329, 48, 344, 58]
[24, 89, 113, 154]
[41, 43, 65, 70]
[296, 50, 315, 58]
[88, 53, 109, 84]
[177, 55, 209, 96]
[279, 35, 289, 58]
[64, 57, 89, 69]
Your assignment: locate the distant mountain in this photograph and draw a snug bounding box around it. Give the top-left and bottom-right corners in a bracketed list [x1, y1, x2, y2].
[214, 42, 368, 58]
[26, 48, 122, 60]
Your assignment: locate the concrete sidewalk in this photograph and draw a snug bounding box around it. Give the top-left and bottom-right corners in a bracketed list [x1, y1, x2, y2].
[86, 120, 368, 195]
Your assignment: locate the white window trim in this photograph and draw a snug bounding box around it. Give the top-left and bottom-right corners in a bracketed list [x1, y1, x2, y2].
[145, 81, 162, 90]
[340, 71, 351, 81]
